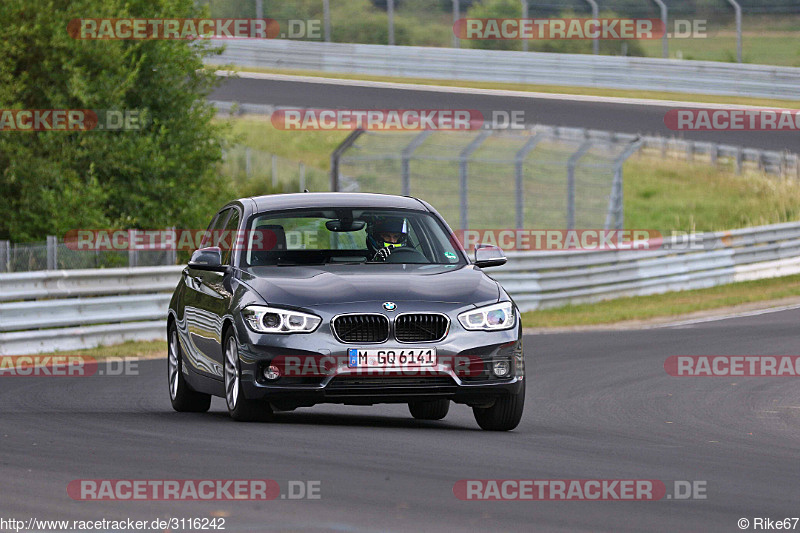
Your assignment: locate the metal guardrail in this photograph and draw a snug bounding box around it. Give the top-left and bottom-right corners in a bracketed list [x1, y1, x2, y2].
[209, 39, 800, 100]
[0, 267, 183, 355]
[493, 221, 800, 311]
[2, 221, 800, 354]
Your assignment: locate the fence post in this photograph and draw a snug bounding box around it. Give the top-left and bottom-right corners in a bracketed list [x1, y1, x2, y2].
[0, 240, 8, 273]
[166, 227, 177, 266]
[452, 0, 460, 48]
[566, 139, 593, 230]
[401, 130, 433, 196]
[329, 129, 365, 191]
[735, 147, 743, 174]
[323, 0, 331, 42]
[129, 229, 138, 267]
[387, 0, 395, 45]
[46, 235, 58, 270]
[585, 0, 599, 55]
[725, 0, 743, 63]
[245, 147, 252, 177]
[299, 162, 306, 191]
[606, 138, 642, 230]
[272, 154, 278, 187]
[710, 143, 718, 166]
[255, 0, 263, 19]
[514, 133, 545, 230]
[651, 0, 668, 58]
[521, 0, 528, 52]
[459, 131, 491, 230]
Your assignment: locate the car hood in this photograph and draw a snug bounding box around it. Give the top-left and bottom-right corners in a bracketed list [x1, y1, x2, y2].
[241, 264, 500, 308]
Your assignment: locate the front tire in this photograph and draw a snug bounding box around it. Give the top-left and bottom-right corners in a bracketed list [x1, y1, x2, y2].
[168, 325, 211, 413]
[472, 384, 525, 431]
[408, 399, 450, 420]
[224, 331, 272, 422]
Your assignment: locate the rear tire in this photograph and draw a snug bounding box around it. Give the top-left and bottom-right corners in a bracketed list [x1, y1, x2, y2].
[224, 331, 272, 422]
[472, 384, 525, 431]
[168, 325, 211, 413]
[408, 399, 450, 421]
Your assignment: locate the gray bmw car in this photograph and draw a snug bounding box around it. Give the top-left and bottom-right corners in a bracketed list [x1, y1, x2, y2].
[167, 192, 525, 430]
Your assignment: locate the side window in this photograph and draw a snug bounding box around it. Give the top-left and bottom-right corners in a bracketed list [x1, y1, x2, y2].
[220, 210, 240, 266]
[199, 209, 229, 249]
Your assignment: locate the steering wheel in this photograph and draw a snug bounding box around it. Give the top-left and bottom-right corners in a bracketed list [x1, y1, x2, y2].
[378, 247, 428, 264]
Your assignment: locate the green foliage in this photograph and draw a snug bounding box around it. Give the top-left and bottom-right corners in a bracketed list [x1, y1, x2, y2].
[463, 0, 645, 56]
[0, 0, 231, 242]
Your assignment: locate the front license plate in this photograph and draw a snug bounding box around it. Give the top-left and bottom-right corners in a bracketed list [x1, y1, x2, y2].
[347, 348, 437, 368]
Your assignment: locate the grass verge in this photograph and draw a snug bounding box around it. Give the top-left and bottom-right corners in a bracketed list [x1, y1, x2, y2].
[520, 274, 800, 328]
[29, 340, 167, 360]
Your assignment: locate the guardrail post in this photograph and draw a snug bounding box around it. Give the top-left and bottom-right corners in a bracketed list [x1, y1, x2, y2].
[46, 235, 58, 270]
[459, 131, 491, 230]
[329, 129, 365, 191]
[514, 133, 545, 229]
[651, 0, 668, 58]
[710, 143, 718, 166]
[0, 240, 8, 273]
[686, 141, 693, 162]
[725, 0, 743, 63]
[387, 0, 395, 45]
[566, 139, 593, 230]
[245, 147, 252, 177]
[452, 0, 460, 48]
[585, 0, 599, 55]
[401, 130, 433, 196]
[271, 154, 278, 187]
[322, 0, 331, 42]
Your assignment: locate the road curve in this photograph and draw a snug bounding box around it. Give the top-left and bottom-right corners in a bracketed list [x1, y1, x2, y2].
[211, 75, 800, 152]
[2, 308, 799, 531]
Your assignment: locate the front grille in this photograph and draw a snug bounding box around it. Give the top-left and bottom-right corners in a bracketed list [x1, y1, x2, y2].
[395, 314, 449, 342]
[332, 314, 389, 343]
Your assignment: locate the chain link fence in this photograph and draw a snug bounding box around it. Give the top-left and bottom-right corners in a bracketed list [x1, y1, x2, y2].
[222, 145, 329, 194]
[334, 126, 641, 232]
[0, 237, 174, 273]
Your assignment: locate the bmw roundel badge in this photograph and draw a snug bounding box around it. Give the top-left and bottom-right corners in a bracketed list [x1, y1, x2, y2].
[383, 302, 397, 311]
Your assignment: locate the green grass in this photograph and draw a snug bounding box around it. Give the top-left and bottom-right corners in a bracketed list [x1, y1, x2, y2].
[520, 274, 800, 328]
[221, 118, 800, 233]
[33, 340, 167, 360]
[207, 65, 800, 108]
[640, 33, 800, 67]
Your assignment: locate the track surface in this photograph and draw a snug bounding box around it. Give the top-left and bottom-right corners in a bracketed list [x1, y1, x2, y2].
[211, 77, 800, 152]
[3, 309, 800, 532]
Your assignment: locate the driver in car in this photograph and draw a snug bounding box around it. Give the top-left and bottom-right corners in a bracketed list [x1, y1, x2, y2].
[367, 218, 409, 261]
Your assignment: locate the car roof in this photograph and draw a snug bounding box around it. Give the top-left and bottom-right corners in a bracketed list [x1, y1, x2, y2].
[246, 192, 429, 212]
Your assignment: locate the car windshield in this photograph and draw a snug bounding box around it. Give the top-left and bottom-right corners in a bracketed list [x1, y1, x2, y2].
[243, 208, 465, 266]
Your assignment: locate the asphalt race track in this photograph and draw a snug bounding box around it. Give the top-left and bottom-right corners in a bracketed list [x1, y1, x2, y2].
[2, 309, 800, 532]
[211, 76, 800, 152]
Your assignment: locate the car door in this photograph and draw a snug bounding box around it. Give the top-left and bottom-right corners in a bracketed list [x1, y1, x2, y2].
[183, 208, 237, 380]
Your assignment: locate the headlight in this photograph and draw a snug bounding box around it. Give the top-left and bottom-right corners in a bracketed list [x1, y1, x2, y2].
[458, 302, 515, 331]
[242, 305, 321, 334]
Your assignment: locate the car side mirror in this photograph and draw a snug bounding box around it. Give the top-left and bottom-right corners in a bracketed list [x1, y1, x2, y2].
[474, 244, 507, 268]
[188, 247, 229, 272]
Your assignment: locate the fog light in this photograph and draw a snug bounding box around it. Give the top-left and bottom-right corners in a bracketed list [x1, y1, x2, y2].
[492, 360, 511, 378]
[263, 365, 281, 381]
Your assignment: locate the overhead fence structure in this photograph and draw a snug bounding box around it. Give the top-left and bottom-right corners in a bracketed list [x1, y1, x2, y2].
[209, 39, 800, 100]
[333, 126, 641, 231]
[3, 221, 800, 354]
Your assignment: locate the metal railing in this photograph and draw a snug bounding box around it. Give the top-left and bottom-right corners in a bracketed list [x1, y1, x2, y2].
[208, 39, 800, 99]
[3, 221, 800, 354]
